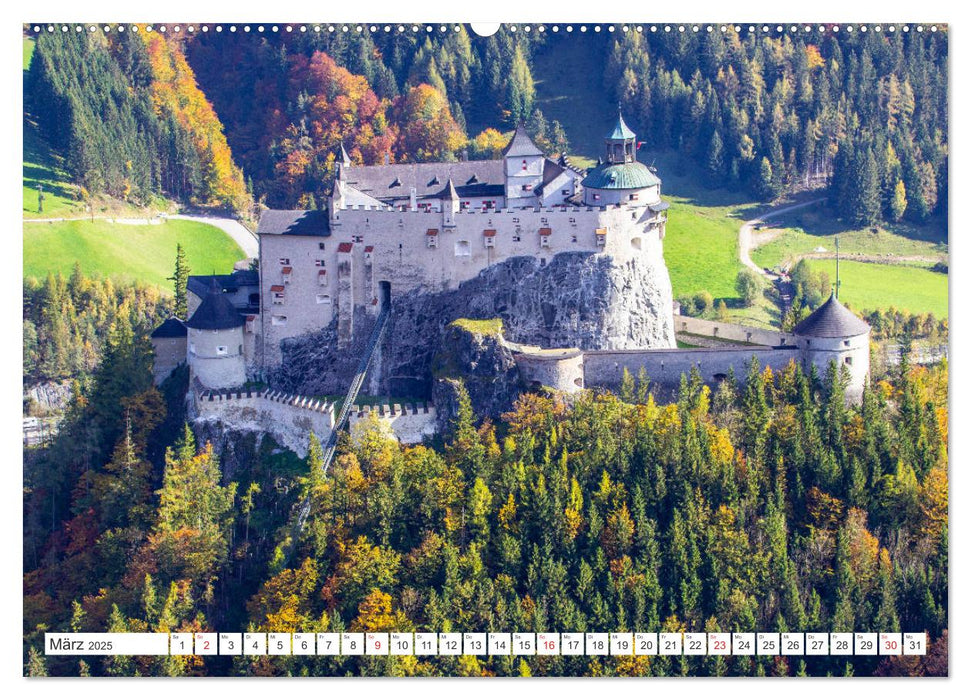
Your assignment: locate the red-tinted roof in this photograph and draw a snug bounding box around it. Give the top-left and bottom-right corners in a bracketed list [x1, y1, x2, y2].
[270, 285, 285, 292]
[483, 229, 497, 237]
[281, 266, 292, 273]
[364, 245, 374, 253]
[337, 242, 353, 253]
[426, 228, 439, 236]
[539, 227, 552, 235]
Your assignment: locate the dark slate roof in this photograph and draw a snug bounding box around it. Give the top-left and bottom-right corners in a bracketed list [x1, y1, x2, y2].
[607, 113, 637, 140]
[185, 280, 245, 330]
[345, 160, 507, 201]
[257, 209, 331, 237]
[187, 269, 260, 300]
[793, 293, 871, 338]
[535, 159, 566, 196]
[502, 124, 544, 158]
[151, 317, 187, 338]
[582, 161, 660, 190]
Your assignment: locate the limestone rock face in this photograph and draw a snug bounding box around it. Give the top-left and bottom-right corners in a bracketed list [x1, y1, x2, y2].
[272, 251, 675, 399]
[430, 322, 525, 427]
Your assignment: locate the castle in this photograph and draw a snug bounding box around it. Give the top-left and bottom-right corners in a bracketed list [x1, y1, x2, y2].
[151, 114, 870, 453]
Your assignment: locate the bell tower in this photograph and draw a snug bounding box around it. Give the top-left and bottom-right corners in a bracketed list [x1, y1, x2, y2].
[605, 111, 637, 165]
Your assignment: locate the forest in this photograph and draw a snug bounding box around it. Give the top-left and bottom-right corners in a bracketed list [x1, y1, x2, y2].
[23, 328, 948, 675]
[26, 26, 947, 227]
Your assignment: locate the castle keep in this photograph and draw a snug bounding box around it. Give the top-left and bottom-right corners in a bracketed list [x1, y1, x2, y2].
[151, 114, 870, 453]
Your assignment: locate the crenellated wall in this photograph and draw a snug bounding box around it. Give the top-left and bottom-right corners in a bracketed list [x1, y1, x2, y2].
[346, 402, 437, 444]
[673, 314, 798, 347]
[193, 389, 335, 458]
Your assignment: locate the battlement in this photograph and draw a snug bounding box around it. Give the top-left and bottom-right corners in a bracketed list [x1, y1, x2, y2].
[348, 401, 433, 417]
[347, 401, 437, 444]
[337, 203, 617, 215]
[198, 388, 335, 415]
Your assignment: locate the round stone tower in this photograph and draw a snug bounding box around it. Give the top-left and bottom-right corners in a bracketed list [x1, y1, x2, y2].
[185, 279, 247, 390]
[793, 292, 871, 401]
[582, 113, 662, 208]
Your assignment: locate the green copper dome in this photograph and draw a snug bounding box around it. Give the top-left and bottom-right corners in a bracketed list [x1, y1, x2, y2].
[607, 114, 636, 140]
[581, 161, 660, 190]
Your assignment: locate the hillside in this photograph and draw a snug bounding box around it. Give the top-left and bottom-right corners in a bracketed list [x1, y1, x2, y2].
[24, 218, 245, 291]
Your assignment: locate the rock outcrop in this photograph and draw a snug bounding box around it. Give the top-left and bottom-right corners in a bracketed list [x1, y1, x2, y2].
[272, 251, 675, 399]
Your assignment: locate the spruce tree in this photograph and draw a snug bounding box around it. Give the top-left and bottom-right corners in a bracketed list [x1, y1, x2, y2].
[170, 243, 189, 319]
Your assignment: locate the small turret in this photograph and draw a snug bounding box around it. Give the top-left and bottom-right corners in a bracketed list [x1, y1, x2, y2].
[794, 292, 871, 401]
[581, 112, 661, 207]
[185, 279, 247, 390]
[503, 124, 545, 208]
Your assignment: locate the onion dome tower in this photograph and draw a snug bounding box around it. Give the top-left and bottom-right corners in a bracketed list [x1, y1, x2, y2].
[582, 112, 662, 207]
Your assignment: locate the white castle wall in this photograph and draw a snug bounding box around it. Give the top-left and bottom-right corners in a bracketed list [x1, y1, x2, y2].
[346, 402, 437, 444]
[194, 389, 335, 458]
[258, 202, 670, 366]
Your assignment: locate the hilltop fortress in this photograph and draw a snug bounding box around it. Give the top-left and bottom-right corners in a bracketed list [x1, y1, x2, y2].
[151, 114, 870, 454]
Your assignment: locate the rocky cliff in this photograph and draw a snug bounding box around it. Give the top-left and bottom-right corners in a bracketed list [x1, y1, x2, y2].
[272, 251, 675, 399]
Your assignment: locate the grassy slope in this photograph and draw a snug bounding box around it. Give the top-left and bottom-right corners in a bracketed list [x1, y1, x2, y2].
[803, 259, 948, 319]
[751, 207, 947, 270]
[23, 219, 245, 291]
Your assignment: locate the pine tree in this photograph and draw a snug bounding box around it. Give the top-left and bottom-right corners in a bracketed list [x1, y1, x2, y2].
[170, 243, 189, 320]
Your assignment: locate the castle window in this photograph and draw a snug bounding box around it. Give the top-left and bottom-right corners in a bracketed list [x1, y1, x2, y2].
[571, 235, 578, 243]
[315, 259, 325, 267]
[512, 234, 521, 242]
[352, 235, 364, 243]
[238, 344, 242, 355]
[316, 294, 332, 304]
[319, 242, 326, 250]
[562, 189, 570, 195]
[216, 346, 228, 356]
[454, 240, 471, 257]
[522, 159, 527, 170]
[281, 266, 292, 283]
[845, 356, 853, 365]
[844, 340, 851, 347]
[629, 193, 639, 201]
[426, 229, 438, 248]
[271, 315, 287, 326]
[595, 228, 607, 246]
[279, 257, 290, 265]
[318, 270, 327, 285]
[271, 284, 285, 304]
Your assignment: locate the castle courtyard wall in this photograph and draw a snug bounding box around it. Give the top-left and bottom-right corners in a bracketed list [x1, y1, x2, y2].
[346, 403, 437, 444]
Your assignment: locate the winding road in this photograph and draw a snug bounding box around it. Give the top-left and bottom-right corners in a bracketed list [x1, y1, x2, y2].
[738, 197, 826, 279]
[24, 213, 259, 259]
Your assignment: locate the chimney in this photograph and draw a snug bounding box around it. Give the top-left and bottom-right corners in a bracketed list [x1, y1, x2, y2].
[383, 152, 390, 165]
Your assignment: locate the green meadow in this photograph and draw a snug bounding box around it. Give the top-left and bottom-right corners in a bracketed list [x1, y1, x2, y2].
[24, 218, 245, 292]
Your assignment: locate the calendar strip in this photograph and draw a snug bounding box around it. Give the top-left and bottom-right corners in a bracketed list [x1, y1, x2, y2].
[45, 632, 927, 657]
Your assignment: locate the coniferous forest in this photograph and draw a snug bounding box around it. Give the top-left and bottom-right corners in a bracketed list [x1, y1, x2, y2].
[27, 26, 946, 225]
[23, 24, 948, 677]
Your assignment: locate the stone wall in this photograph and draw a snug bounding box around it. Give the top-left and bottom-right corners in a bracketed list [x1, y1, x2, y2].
[513, 347, 585, 393]
[346, 402, 437, 444]
[674, 314, 798, 347]
[151, 336, 187, 385]
[193, 389, 335, 458]
[583, 346, 802, 398]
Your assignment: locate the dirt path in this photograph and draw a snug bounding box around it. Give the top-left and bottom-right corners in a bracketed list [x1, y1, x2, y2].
[24, 213, 258, 259]
[738, 198, 827, 279]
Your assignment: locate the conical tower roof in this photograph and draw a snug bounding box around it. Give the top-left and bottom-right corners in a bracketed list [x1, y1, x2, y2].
[186, 279, 245, 331]
[792, 292, 870, 338]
